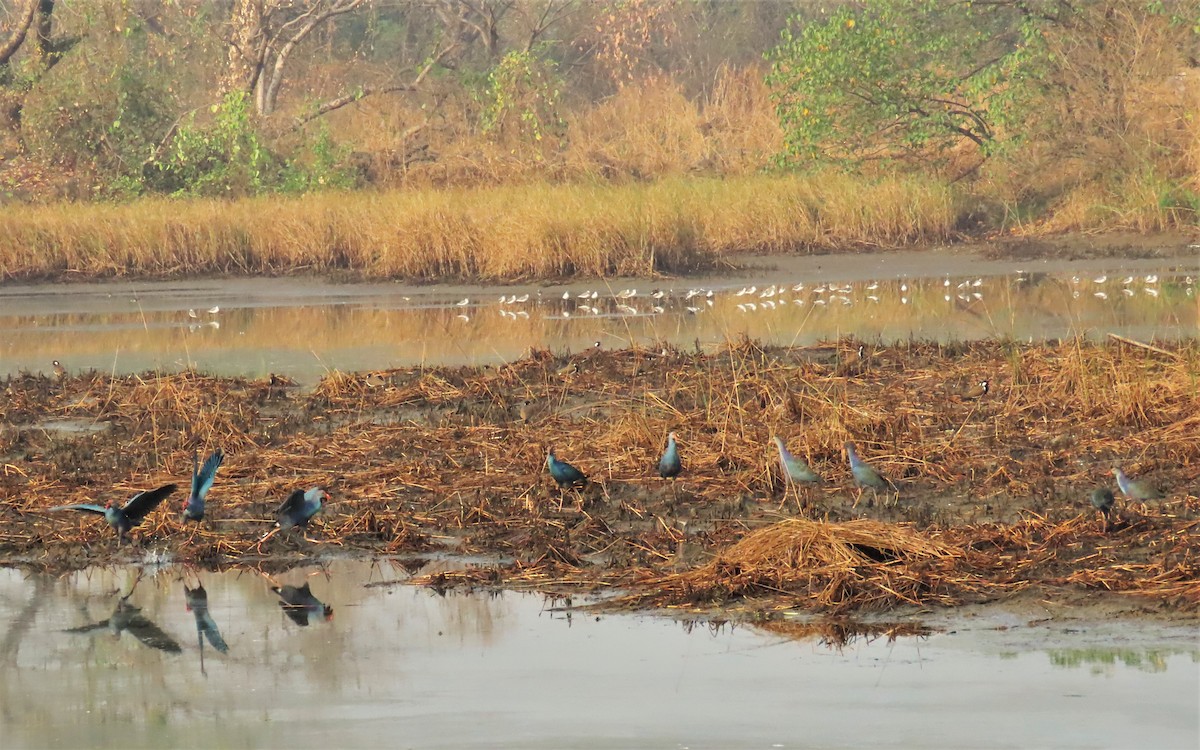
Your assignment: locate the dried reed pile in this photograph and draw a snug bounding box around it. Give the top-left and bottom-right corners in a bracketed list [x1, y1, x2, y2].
[1, 337, 1197, 612]
[605, 518, 968, 613]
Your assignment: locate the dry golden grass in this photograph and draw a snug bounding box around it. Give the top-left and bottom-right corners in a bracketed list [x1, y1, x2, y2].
[0, 174, 960, 282]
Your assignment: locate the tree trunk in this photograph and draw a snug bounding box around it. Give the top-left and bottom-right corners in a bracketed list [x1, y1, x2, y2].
[224, 0, 269, 101]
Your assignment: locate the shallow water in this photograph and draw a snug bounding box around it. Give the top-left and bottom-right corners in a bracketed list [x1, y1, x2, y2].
[0, 561, 1196, 749]
[1, 250, 1196, 382]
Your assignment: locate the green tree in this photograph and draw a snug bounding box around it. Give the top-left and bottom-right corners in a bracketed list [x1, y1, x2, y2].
[143, 91, 279, 197]
[20, 15, 173, 193]
[765, 0, 1040, 168]
[482, 48, 566, 153]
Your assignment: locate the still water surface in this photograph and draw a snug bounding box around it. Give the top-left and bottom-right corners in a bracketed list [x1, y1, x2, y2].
[1, 251, 1196, 382]
[1, 560, 1196, 749]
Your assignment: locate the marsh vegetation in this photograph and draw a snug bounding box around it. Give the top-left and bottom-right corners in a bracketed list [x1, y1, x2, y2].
[3, 337, 1196, 613]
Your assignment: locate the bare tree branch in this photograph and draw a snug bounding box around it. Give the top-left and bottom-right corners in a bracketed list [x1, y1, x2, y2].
[0, 0, 38, 68]
[293, 36, 461, 127]
[261, 0, 370, 114]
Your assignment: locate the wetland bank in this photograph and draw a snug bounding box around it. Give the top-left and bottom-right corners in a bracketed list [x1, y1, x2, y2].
[2, 249, 1197, 747]
[3, 329, 1197, 616]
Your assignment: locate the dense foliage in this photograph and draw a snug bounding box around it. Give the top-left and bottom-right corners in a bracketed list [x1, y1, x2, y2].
[0, 0, 1195, 230]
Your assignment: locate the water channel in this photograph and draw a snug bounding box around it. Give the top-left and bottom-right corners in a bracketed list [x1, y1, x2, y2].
[2, 247, 1198, 747]
[1, 250, 1196, 381]
[1, 561, 1196, 749]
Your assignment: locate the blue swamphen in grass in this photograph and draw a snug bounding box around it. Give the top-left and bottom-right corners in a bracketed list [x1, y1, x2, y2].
[182, 449, 225, 525]
[658, 432, 682, 479]
[773, 436, 821, 485]
[658, 432, 682, 500]
[547, 447, 587, 510]
[1112, 468, 1164, 501]
[49, 483, 178, 542]
[772, 436, 821, 510]
[547, 448, 587, 488]
[257, 487, 328, 547]
[845, 441, 897, 507]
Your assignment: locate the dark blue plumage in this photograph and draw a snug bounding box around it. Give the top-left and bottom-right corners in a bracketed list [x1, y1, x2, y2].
[183, 449, 224, 523]
[1090, 487, 1115, 516]
[257, 487, 328, 547]
[271, 582, 334, 626]
[547, 448, 587, 488]
[277, 487, 326, 531]
[49, 483, 178, 540]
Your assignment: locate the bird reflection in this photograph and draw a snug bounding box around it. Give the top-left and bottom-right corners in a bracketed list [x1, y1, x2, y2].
[270, 582, 334, 626]
[64, 589, 182, 654]
[184, 581, 228, 674]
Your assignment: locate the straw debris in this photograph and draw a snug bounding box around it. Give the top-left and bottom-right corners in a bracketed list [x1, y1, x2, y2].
[1, 337, 1197, 614]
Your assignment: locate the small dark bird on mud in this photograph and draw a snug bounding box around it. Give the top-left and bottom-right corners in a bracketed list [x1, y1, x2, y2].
[962, 379, 990, 400]
[52, 360, 66, 380]
[1112, 468, 1164, 501]
[258, 487, 328, 547]
[658, 432, 682, 479]
[49, 483, 178, 542]
[182, 449, 225, 525]
[845, 442, 896, 506]
[271, 582, 334, 626]
[1090, 487, 1116, 532]
[1090, 487, 1116, 516]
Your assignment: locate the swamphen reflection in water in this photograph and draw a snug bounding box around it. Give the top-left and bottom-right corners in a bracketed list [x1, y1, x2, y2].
[185, 581, 227, 675]
[65, 590, 182, 653]
[257, 487, 328, 547]
[49, 483, 177, 542]
[182, 449, 225, 526]
[271, 582, 334, 626]
[1112, 468, 1165, 501]
[184, 582, 228, 655]
[845, 441, 897, 507]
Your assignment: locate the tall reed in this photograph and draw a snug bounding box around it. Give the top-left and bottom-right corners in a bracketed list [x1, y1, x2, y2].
[0, 174, 961, 282]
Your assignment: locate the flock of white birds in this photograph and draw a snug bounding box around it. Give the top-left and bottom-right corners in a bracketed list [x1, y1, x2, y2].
[436, 272, 1190, 323]
[172, 272, 1191, 327]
